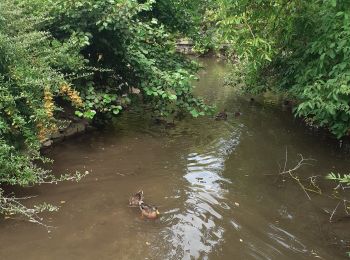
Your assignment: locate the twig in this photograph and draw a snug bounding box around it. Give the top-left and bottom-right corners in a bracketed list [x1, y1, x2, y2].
[278, 150, 317, 200]
[283, 147, 288, 172]
[343, 200, 349, 215]
[329, 201, 341, 222]
[276, 149, 349, 222]
[279, 153, 316, 176]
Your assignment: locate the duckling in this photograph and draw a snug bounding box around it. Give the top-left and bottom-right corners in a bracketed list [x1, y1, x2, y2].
[215, 109, 228, 121]
[283, 100, 291, 106]
[165, 121, 176, 129]
[154, 118, 176, 128]
[129, 190, 144, 207]
[139, 202, 160, 219]
[234, 111, 242, 117]
[154, 118, 166, 125]
[282, 100, 293, 111]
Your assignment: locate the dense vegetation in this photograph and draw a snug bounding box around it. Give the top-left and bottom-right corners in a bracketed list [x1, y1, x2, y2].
[1, 0, 349, 229]
[0, 0, 212, 221]
[207, 1, 350, 227]
[1, 0, 349, 257]
[209, 0, 350, 191]
[214, 0, 350, 139]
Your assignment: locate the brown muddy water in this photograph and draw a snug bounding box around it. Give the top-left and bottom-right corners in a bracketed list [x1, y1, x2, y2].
[0, 58, 349, 260]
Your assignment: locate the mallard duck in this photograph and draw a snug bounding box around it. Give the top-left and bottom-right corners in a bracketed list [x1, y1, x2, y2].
[139, 202, 160, 219]
[215, 109, 227, 121]
[129, 190, 144, 207]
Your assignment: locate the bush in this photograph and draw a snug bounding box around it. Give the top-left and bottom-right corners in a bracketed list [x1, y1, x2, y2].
[0, 0, 212, 222]
[215, 0, 350, 138]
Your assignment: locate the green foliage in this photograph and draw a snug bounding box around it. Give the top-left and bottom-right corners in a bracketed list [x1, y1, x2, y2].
[0, 0, 82, 147]
[216, 1, 274, 61]
[151, 0, 201, 34]
[0, 0, 212, 221]
[75, 83, 125, 119]
[291, 2, 350, 138]
[326, 172, 350, 186]
[33, 0, 213, 118]
[215, 0, 350, 138]
[0, 140, 48, 186]
[0, 0, 86, 194]
[150, 0, 219, 53]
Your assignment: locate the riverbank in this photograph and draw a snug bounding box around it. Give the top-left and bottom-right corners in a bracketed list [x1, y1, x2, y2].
[1, 57, 349, 260]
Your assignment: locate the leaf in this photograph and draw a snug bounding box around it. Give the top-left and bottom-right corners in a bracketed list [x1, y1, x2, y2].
[190, 109, 199, 117]
[84, 109, 96, 119]
[169, 94, 177, 100]
[75, 111, 83, 117]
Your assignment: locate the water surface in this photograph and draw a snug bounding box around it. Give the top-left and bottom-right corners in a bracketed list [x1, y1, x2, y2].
[0, 57, 349, 260]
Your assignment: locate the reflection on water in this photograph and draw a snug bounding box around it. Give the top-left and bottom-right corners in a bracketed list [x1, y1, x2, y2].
[0, 57, 348, 260]
[163, 127, 240, 259]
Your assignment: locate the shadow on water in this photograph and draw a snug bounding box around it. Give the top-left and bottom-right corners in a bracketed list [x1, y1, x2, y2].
[0, 57, 349, 260]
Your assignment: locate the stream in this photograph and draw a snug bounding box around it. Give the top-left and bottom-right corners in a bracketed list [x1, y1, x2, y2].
[0, 57, 349, 260]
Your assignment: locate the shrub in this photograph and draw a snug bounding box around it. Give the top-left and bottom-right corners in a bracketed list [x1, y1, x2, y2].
[215, 0, 350, 138]
[0, 0, 212, 222]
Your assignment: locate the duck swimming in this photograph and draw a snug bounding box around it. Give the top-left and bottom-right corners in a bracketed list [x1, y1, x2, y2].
[129, 190, 144, 207]
[234, 111, 242, 117]
[215, 109, 227, 120]
[139, 202, 160, 219]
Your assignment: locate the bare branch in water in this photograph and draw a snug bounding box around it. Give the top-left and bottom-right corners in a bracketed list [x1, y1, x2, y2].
[279, 153, 316, 176]
[283, 147, 288, 172]
[0, 191, 58, 228]
[278, 151, 317, 200]
[277, 150, 350, 222]
[0, 170, 89, 228]
[329, 201, 341, 222]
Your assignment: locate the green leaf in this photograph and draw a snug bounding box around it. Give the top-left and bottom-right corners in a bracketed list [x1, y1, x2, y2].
[190, 109, 199, 117]
[75, 111, 83, 117]
[169, 94, 177, 100]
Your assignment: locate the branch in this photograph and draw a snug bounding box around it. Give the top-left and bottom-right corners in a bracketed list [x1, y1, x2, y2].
[329, 201, 341, 222]
[0, 191, 57, 228]
[277, 150, 349, 222]
[279, 153, 316, 176]
[279, 151, 317, 200]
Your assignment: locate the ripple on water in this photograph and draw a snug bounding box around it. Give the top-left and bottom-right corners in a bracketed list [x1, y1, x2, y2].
[155, 126, 242, 259]
[267, 224, 308, 254]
